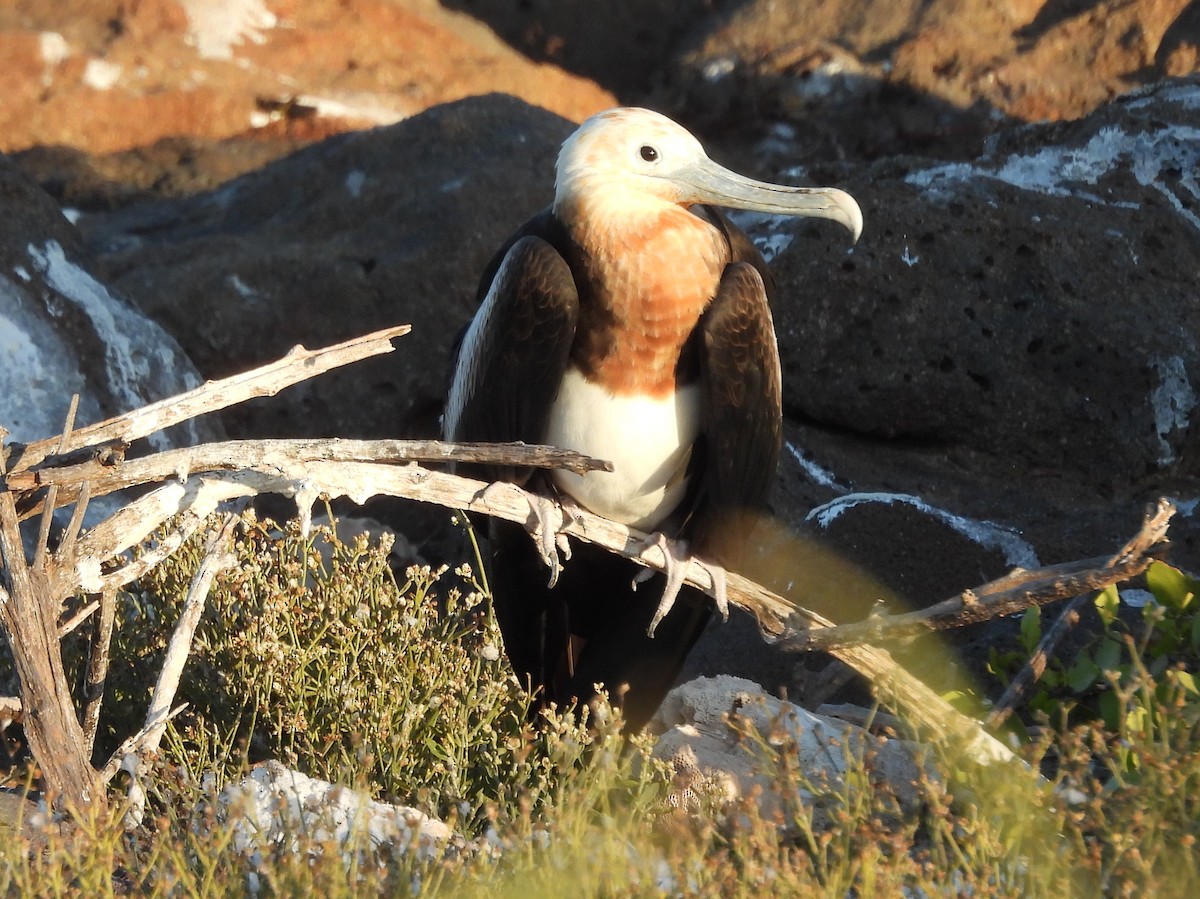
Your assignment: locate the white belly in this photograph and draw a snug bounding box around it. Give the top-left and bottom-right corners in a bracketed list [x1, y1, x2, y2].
[544, 367, 700, 529]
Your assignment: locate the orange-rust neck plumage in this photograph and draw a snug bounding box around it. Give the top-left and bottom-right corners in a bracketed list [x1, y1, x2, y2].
[560, 197, 729, 397]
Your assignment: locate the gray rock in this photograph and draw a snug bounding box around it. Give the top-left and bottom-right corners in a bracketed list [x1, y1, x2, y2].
[81, 95, 576, 443]
[0, 155, 214, 450]
[215, 760, 452, 865]
[652, 675, 925, 815]
[761, 78, 1200, 486]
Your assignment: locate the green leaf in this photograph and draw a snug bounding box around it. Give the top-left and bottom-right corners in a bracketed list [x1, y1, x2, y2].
[1020, 606, 1042, 653]
[1067, 657, 1101, 693]
[1125, 704, 1149, 736]
[1099, 690, 1120, 731]
[1146, 560, 1200, 612]
[1175, 669, 1200, 696]
[1094, 636, 1123, 673]
[1094, 585, 1120, 628]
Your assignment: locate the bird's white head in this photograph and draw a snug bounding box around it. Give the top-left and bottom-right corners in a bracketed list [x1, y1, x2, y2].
[554, 107, 862, 242]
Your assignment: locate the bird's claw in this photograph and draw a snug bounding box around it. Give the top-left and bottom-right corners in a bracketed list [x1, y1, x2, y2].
[479, 484, 576, 586]
[634, 533, 729, 637]
[524, 492, 578, 588]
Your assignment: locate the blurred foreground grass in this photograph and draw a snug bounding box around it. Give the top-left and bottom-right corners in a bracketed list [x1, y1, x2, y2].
[1, 513, 1197, 896]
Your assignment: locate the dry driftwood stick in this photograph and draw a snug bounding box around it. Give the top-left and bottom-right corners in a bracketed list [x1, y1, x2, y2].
[3, 325, 412, 477]
[106, 514, 236, 827]
[983, 500, 1175, 729]
[32, 394, 79, 573]
[114, 514, 239, 827]
[784, 500, 1174, 654]
[10, 438, 610, 509]
[0, 432, 97, 812]
[140, 514, 238, 754]
[26, 449, 1011, 764]
[987, 592, 1091, 730]
[51, 480, 247, 595]
[99, 704, 188, 786]
[57, 598, 101, 637]
[81, 588, 119, 757]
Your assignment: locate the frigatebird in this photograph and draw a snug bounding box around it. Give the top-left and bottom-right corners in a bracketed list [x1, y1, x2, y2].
[445, 108, 862, 730]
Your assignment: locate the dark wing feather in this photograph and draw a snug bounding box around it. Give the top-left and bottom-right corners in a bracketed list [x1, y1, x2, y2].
[444, 233, 578, 484]
[490, 526, 712, 731]
[444, 222, 588, 717]
[690, 261, 783, 555]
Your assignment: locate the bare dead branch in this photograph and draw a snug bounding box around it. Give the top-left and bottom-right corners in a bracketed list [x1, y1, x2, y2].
[51, 481, 246, 594]
[55, 481, 92, 567]
[99, 704, 188, 786]
[141, 514, 238, 756]
[33, 395, 79, 572]
[10, 438, 611, 509]
[84, 507, 215, 597]
[4, 325, 412, 477]
[981, 499, 1176, 731]
[21, 323, 1175, 787]
[21, 452, 1011, 763]
[0, 432, 97, 811]
[82, 588, 118, 756]
[106, 516, 237, 827]
[784, 500, 1173, 654]
[987, 592, 1091, 730]
[57, 598, 100, 638]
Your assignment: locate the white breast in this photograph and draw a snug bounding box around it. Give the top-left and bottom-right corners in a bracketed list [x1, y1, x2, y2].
[544, 367, 700, 529]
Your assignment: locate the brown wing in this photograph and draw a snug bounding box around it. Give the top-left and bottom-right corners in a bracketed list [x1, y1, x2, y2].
[690, 261, 783, 553]
[443, 233, 578, 484]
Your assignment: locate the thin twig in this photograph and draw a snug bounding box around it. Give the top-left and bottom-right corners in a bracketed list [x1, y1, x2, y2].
[55, 480, 92, 567]
[24, 455, 1015, 764]
[10, 438, 610, 508]
[107, 515, 238, 828]
[785, 500, 1174, 653]
[4, 325, 412, 477]
[81, 588, 118, 756]
[99, 704, 189, 785]
[33, 395, 79, 572]
[86, 509, 213, 596]
[57, 599, 101, 638]
[982, 499, 1177, 729]
[139, 513, 238, 756]
[987, 592, 1091, 730]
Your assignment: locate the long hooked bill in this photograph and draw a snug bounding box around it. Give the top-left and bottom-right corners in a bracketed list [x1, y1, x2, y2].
[676, 158, 863, 242]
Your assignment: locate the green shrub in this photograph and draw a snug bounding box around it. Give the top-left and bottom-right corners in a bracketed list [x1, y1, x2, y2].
[3, 514, 1199, 896]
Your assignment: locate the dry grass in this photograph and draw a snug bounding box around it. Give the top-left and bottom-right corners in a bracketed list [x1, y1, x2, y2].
[2, 512, 1198, 896]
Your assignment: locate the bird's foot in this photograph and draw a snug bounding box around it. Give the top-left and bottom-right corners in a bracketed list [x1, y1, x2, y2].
[480, 483, 576, 586]
[519, 491, 580, 588]
[633, 533, 729, 637]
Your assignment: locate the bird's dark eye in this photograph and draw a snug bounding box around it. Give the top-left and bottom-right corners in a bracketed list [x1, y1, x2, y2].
[639, 145, 659, 162]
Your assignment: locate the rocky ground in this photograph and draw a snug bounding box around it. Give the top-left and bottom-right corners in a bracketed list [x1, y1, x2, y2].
[2, 0, 1199, 702]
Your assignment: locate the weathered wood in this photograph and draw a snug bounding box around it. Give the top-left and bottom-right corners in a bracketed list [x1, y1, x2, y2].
[0, 328, 414, 810]
[10, 438, 611, 510]
[0, 444, 97, 812]
[117, 515, 238, 828]
[22, 452, 1013, 764]
[81, 588, 118, 757]
[786, 501, 1173, 653]
[3, 325, 412, 476]
[12, 323, 1174, 794]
